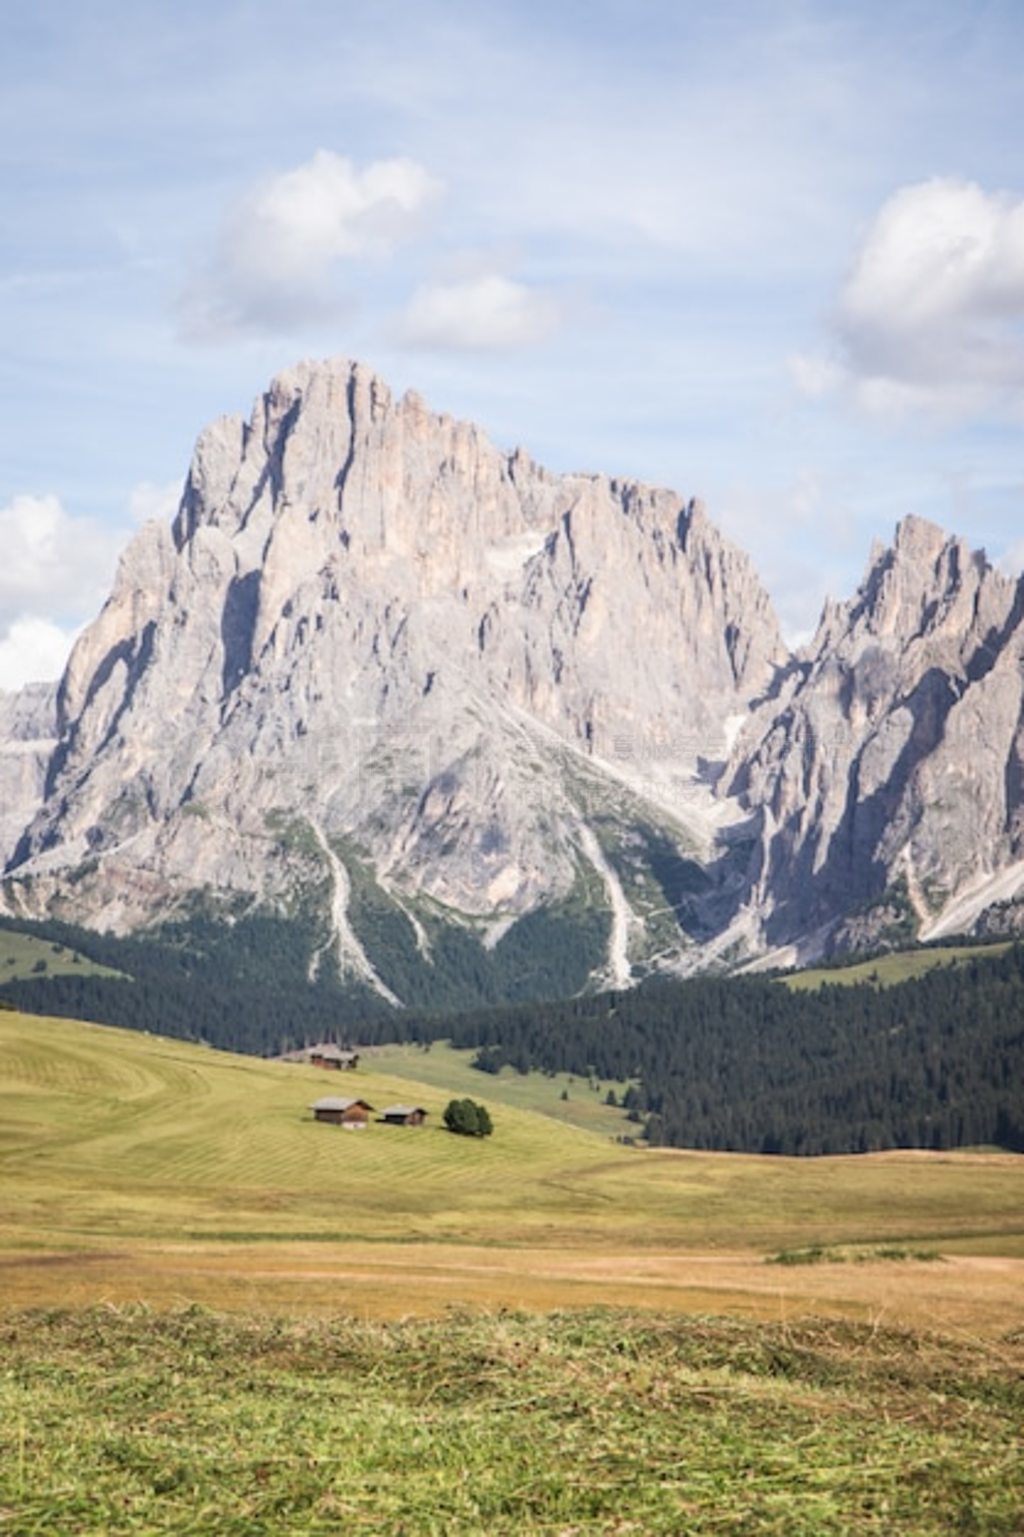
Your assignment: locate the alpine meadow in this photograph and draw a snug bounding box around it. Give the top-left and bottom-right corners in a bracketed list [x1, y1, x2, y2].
[3, 3, 1024, 1532]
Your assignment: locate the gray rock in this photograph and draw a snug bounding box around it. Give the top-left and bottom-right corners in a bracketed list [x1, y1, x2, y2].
[723, 516, 1024, 953]
[4, 358, 784, 986]
[0, 681, 57, 876]
[7, 360, 1021, 979]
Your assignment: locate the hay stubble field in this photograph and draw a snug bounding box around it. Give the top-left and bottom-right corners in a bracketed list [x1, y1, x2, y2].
[1, 1007, 1022, 1330]
[2, 1007, 1023, 1533]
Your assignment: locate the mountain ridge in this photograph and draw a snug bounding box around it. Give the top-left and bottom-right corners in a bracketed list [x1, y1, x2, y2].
[2, 356, 1022, 996]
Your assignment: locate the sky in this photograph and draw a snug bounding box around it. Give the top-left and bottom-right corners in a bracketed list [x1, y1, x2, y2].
[1, 0, 1023, 688]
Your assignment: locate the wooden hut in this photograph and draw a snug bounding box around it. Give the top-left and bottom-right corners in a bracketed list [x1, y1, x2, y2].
[309, 1096, 374, 1128]
[309, 1044, 360, 1071]
[379, 1105, 428, 1127]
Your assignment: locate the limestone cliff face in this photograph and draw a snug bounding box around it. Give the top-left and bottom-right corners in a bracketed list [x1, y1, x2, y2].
[0, 682, 57, 871]
[5, 358, 784, 984]
[8, 361, 1020, 981]
[724, 517, 1024, 953]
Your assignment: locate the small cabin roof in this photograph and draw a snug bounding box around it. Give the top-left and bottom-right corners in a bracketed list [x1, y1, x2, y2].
[309, 1043, 358, 1059]
[380, 1104, 428, 1117]
[309, 1096, 374, 1112]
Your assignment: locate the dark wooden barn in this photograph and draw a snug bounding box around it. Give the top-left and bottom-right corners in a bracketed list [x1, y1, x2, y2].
[309, 1045, 360, 1071]
[309, 1096, 374, 1128]
[379, 1105, 428, 1127]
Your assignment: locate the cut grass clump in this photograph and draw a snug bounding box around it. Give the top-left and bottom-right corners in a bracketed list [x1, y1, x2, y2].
[768, 1245, 945, 1266]
[869, 1245, 944, 1263]
[767, 1244, 833, 1265]
[0, 1306, 1020, 1535]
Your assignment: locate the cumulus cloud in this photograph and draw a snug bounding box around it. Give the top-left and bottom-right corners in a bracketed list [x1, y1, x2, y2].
[177, 149, 441, 342]
[0, 493, 125, 688]
[794, 178, 1024, 418]
[398, 272, 563, 350]
[0, 494, 120, 613]
[0, 616, 77, 692]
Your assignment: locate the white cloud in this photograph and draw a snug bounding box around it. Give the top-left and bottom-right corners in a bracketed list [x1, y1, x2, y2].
[128, 479, 181, 525]
[0, 616, 77, 691]
[787, 353, 845, 400]
[0, 494, 122, 616]
[795, 178, 1024, 418]
[0, 493, 65, 602]
[0, 493, 126, 688]
[398, 272, 563, 350]
[177, 149, 441, 342]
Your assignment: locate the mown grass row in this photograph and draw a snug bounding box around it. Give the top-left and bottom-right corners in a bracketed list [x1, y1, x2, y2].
[367, 1039, 634, 1136]
[3, 1009, 1024, 1261]
[1, 1306, 1021, 1534]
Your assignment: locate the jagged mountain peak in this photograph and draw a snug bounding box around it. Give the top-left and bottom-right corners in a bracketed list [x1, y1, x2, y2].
[725, 516, 1024, 959]
[3, 358, 785, 994]
[2, 363, 1022, 991]
[808, 513, 1015, 671]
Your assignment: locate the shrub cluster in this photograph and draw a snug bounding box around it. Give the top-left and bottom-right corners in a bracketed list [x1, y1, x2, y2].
[443, 1098, 494, 1137]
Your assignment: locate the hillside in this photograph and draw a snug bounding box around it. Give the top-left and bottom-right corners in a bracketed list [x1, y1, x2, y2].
[365, 1040, 634, 1137]
[0, 1007, 622, 1250]
[425, 945, 1024, 1154]
[2, 1007, 1023, 1335]
[0, 926, 123, 982]
[782, 940, 1015, 990]
[2, 920, 1022, 1156]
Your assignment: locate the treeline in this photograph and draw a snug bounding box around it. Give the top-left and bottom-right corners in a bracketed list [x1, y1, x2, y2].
[0, 908, 333, 995]
[1, 913, 1022, 1154]
[0, 970, 388, 1055]
[439, 950, 1024, 1154]
[0, 894, 608, 1019]
[0, 912, 391, 1053]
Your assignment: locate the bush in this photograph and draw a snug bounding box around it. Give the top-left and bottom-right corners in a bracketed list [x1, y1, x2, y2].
[443, 1098, 494, 1137]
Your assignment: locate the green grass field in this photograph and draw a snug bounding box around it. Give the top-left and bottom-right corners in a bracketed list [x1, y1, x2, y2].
[784, 940, 1013, 990]
[366, 1039, 634, 1135]
[0, 929, 123, 982]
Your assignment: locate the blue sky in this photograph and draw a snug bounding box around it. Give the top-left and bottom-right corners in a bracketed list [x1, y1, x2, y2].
[2, 0, 1023, 685]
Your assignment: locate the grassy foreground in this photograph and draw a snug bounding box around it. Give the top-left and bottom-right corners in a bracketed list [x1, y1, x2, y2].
[2, 1009, 1023, 1532]
[1, 1306, 1021, 1535]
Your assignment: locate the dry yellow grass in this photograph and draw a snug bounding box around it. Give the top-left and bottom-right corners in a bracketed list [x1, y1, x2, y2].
[2, 1007, 1022, 1332]
[2, 1239, 1021, 1337]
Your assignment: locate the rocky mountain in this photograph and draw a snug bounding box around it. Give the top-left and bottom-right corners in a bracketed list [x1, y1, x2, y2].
[721, 516, 1024, 963]
[0, 682, 58, 873]
[1, 358, 783, 999]
[2, 358, 1022, 997]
